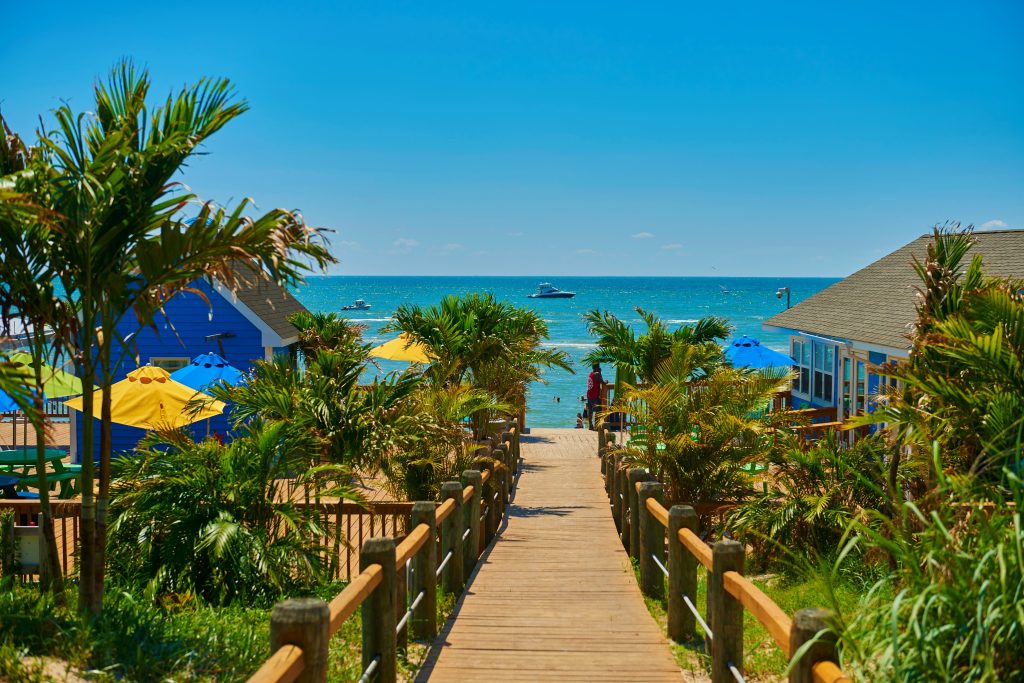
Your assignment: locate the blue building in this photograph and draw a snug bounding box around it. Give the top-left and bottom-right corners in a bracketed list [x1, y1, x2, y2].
[71, 269, 310, 460]
[763, 229, 1024, 428]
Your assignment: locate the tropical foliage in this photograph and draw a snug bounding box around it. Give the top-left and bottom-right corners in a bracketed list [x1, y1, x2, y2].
[615, 343, 791, 509]
[727, 433, 895, 566]
[107, 424, 353, 605]
[584, 307, 730, 386]
[860, 227, 1024, 482]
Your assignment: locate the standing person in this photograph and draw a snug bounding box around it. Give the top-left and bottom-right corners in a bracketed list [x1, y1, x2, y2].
[586, 363, 606, 429]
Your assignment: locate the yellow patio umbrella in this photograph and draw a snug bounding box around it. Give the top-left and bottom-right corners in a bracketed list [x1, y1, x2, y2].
[64, 366, 225, 429]
[368, 333, 432, 363]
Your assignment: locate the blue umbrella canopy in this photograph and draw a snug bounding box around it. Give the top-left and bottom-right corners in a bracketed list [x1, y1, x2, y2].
[725, 336, 795, 370]
[170, 353, 245, 392]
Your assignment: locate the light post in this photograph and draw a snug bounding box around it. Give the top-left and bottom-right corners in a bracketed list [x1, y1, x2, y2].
[776, 287, 791, 309]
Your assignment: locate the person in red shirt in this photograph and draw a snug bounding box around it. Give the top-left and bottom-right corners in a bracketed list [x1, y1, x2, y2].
[586, 363, 605, 429]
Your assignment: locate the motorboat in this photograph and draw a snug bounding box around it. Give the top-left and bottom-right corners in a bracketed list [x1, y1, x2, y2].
[528, 283, 576, 299]
[342, 299, 371, 311]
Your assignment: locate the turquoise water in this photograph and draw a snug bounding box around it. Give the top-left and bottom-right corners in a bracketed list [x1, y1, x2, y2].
[292, 276, 838, 427]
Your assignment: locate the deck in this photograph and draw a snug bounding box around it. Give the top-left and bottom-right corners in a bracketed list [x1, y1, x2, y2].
[417, 428, 681, 682]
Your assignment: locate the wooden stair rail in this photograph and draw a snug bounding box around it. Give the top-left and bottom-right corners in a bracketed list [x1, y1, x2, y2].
[247, 424, 521, 683]
[599, 441, 851, 683]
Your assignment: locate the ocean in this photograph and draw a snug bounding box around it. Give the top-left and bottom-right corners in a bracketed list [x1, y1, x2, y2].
[292, 276, 838, 428]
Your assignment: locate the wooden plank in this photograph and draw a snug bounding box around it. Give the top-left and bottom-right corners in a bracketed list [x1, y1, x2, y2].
[327, 563, 382, 635]
[723, 569, 793, 655]
[418, 428, 680, 682]
[246, 644, 304, 683]
[678, 527, 713, 569]
[813, 660, 853, 683]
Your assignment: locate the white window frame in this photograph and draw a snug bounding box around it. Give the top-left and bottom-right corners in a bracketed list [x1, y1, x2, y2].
[149, 356, 190, 372]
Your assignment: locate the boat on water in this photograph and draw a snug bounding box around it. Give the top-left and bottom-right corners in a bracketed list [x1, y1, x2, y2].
[528, 283, 576, 299]
[341, 299, 372, 311]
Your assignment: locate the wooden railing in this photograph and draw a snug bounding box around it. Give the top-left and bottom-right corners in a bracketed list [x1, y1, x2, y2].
[0, 499, 421, 581]
[248, 424, 521, 683]
[597, 429, 851, 683]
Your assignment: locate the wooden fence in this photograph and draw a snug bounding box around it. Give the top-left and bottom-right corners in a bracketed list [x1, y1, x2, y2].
[247, 424, 521, 683]
[597, 427, 851, 683]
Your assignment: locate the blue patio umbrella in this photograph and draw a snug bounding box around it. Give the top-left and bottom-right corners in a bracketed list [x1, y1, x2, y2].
[725, 336, 795, 370]
[170, 353, 245, 392]
[0, 389, 20, 412]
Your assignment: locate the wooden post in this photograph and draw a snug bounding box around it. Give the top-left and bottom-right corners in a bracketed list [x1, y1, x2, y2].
[619, 461, 632, 551]
[360, 538, 396, 683]
[598, 421, 608, 461]
[270, 598, 330, 683]
[410, 502, 437, 640]
[440, 481, 464, 594]
[789, 608, 838, 683]
[496, 463, 509, 522]
[461, 470, 482, 580]
[475, 460, 496, 545]
[610, 452, 623, 531]
[395, 541, 408, 652]
[710, 540, 745, 683]
[627, 468, 650, 560]
[668, 505, 699, 642]
[638, 481, 666, 598]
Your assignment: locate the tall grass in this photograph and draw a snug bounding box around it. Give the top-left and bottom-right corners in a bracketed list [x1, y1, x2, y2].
[833, 453, 1024, 681]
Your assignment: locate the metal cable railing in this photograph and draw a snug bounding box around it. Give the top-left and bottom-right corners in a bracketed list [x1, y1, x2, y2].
[436, 549, 453, 579]
[357, 655, 380, 683]
[396, 590, 426, 634]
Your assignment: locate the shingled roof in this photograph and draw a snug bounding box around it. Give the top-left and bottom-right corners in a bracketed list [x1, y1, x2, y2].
[763, 229, 1024, 352]
[214, 263, 310, 347]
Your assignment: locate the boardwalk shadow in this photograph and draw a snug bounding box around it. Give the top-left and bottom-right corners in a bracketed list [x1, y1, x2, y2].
[510, 505, 586, 518]
[520, 434, 556, 444]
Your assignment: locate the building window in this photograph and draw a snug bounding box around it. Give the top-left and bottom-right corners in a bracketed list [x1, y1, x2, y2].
[791, 339, 810, 395]
[812, 343, 834, 403]
[150, 357, 190, 372]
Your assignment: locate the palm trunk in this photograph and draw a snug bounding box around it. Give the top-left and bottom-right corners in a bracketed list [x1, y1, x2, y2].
[30, 335, 66, 604]
[77, 351, 96, 615]
[93, 337, 113, 612]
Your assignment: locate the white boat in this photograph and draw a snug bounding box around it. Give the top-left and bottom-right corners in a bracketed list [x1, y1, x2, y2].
[528, 283, 576, 299]
[342, 299, 371, 311]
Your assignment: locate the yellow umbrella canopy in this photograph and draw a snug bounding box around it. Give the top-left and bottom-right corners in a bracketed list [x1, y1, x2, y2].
[7, 351, 87, 398]
[368, 333, 432, 363]
[64, 366, 225, 430]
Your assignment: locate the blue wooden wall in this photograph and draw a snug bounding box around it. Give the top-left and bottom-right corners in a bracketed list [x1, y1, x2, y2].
[74, 281, 278, 460]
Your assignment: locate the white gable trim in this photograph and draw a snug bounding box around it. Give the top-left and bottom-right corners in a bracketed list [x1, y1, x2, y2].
[211, 279, 287, 348]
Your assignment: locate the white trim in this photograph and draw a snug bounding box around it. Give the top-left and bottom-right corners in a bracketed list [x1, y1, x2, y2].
[264, 346, 273, 362]
[211, 279, 288, 348]
[763, 324, 909, 360]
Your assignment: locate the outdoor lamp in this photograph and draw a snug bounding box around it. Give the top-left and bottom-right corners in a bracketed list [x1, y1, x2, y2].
[776, 287, 791, 309]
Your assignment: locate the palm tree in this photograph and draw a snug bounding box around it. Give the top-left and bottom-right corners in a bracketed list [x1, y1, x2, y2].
[32, 62, 334, 614]
[0, 115, 76, 598]
[584, 307, 730, 389]
[388, 293, 572, 436]
[860, 226, 1024, 486]
[614, 342, 791, 517]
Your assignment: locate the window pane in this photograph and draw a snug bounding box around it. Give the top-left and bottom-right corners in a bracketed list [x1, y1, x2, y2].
[814, 370, 823, 398]
[801, 368, 810, 393]
[824, 377, 833, 402]
[802, 344, 810, 365]
[813, 344, 824, 370]
[825, 346, 834, 367]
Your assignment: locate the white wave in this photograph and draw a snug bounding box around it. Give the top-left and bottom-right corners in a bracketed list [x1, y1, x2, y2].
[666, 319, 701, 324]
[548, 342, 598, 349]
[343, 317, 394, 322]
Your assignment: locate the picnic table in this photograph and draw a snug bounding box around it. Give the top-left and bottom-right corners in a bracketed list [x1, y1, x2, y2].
[0, 448, 79, 498]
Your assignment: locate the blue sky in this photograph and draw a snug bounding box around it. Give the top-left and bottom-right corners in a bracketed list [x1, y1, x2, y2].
[3, 1, 1022, 276]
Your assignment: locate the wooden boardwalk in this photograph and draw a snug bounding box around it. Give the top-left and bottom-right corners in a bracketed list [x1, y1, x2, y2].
[418, 428, 682, 682]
